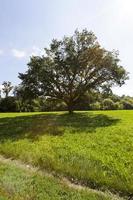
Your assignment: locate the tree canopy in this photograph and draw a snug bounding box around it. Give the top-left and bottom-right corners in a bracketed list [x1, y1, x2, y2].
[18, 29, 128, 113]
[2, 81, 13, 98]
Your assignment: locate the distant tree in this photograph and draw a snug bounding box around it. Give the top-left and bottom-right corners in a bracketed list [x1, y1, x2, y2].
[2, 81, 13, 98]
[14, 85, 32, 101]
[100, 84, 113, 99]
[109, 94, 120, 102]
[0, 97, 17, 112]
[121, 97, 133, 109]
[113, 102, 123, 110]
[18, 29, 128, 114]
[102, 98, 115, 110]
[90, 101, 101, 110]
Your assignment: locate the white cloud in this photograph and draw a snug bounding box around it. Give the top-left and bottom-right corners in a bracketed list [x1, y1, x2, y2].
[0, 49, 4, 55]
[30, 46, 44, 57]
[10, 47, 44, 59]
[11, 49, 26, 58]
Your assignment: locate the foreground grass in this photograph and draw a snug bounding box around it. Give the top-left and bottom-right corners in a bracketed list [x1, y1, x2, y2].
[0, 161, 116, 200]
[0, 111, 133, 196]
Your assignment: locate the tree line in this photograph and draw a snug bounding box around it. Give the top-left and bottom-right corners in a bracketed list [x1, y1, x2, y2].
[0, 81, 133, 112]
[0, 29, 130, 113]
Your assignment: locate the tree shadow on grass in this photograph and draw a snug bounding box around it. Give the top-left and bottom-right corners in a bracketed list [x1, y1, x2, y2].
[0, 112, 120, 141]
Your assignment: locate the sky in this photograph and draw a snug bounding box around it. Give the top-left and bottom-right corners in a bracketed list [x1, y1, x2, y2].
[0, 0, 133, 96]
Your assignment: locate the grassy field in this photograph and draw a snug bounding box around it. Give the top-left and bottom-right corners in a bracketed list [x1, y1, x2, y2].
[0, 111, 133, 198]
[0, 161, 115, 200]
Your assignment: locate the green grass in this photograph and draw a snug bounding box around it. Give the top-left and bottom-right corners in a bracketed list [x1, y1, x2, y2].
[0, 161, 116, 200]
[0, 111, 133, 197]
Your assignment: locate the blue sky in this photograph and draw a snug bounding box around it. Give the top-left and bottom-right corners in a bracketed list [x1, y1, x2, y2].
[0, 0, 133, 96]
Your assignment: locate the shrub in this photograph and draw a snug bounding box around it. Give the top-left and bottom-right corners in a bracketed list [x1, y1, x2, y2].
[102, 98, 115, 110]
[113, 102, 123, 110]
[90, 102, 101, 110]
[121, 99, 133, 109]
[0, 97, 17, 112]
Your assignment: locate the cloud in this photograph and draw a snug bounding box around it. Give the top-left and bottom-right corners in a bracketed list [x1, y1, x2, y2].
[11, 46, 44, 59]
[0, 49, 4, 55]
[30, 46, 44, 57]
[11, 49, 26, 58]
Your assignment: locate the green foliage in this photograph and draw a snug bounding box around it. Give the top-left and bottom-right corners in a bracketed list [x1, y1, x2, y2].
[0, 111, 133, 196]
[101, 98, 123, 110]
[113, 102, 123, 110]
[90, 102, 101, 110]
[18, 29, 128, 113]
[120, 97, 133, 109]
[102, 98, 115, 110]
[41, 98, 67, 111]
[0, 97, 17, 112]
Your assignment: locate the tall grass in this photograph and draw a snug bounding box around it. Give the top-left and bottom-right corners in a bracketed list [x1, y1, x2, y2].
[0, 162, 115, 200]
[0, 111, 133, 196]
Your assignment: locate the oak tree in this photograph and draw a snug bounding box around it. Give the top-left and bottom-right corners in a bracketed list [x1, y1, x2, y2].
[19, 29, 128, 113]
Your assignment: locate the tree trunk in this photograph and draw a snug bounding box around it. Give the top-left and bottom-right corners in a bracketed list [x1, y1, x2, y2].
[68, 109, 74, 114]
[67, 101, 74, 114]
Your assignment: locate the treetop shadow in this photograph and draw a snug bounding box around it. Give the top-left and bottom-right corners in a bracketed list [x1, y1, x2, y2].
[0, 112, 120, 141]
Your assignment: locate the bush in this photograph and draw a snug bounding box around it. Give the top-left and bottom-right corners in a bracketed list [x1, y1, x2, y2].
[41, 98, 67, 111]
[121, 99, 133, 109]
[102, 98, 115, 110]
[90, 102, 101, 110]
[0, 97, 17, 112]
[113, 102, 123, 110]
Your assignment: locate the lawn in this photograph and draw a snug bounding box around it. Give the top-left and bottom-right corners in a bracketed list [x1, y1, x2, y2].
[0, 161, 115, 200]
[0, 111, 133, 198]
